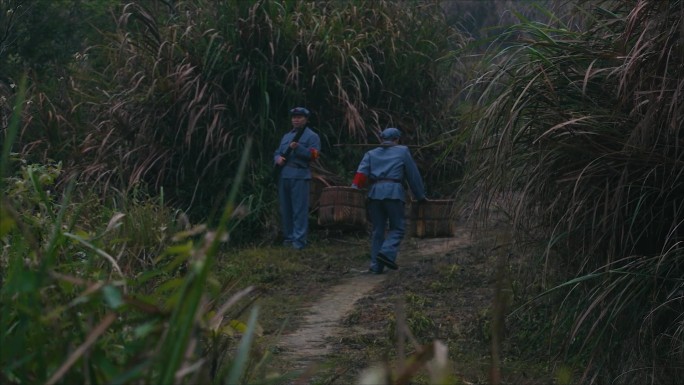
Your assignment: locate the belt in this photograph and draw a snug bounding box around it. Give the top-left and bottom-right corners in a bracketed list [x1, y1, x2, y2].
[371, 178, 401, 184]
[285, 164, 308, 169]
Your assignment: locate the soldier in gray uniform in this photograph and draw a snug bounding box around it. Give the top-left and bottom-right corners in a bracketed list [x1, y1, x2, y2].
[351, 127, 426, 273]
[274, 107, 321, 250]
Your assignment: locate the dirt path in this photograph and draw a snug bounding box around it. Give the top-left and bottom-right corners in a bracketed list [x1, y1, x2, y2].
[276, 232, 473, 370]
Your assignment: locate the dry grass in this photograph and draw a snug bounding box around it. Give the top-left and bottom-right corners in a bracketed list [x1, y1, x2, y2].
[458, 0, 684, 381]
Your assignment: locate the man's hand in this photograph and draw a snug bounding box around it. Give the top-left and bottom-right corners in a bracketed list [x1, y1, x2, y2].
[276, 156, 286, 166]
[289, 142, 299, 149]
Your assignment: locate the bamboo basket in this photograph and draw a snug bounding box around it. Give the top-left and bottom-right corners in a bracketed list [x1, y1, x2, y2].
[317, 186, 367, 228]
[404, 202, 415, 237]
[308, 175, 329, 214]
[408, 199, 456, 238]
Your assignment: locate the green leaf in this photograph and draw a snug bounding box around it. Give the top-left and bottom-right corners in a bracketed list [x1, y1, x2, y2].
[92, 350, 119, 381]
[158, 240, 194, 258]
[155, 278, 185, 295]
[0, 206, 15, 237]
[130, 269, 164, 285]
[133, 321, 158, 338]
[4, 265, 39, 294]
[228, 319, 247, 333]
[103, 285, 124, 309]
[226, 306, 259, 385]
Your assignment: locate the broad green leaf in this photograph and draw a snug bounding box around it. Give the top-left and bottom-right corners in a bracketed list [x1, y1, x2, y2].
[103, 285, 124, 309]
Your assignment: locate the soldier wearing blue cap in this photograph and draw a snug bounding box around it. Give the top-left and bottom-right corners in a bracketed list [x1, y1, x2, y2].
[274, 107, 321, 249]
[351, 127, 427, 273]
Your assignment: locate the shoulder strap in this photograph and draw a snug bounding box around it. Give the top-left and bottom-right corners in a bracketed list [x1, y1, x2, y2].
[281, 126, 307, 158]
[293, 126, 307, 142]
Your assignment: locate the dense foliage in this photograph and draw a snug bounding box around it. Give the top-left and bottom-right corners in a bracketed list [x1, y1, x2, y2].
[2, 0, 684, 383]
[6, 0, 466, 232]
[462, 0, 683, 382]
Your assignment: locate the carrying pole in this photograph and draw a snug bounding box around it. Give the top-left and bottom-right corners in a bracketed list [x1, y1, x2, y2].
[333, 143, 422, 148]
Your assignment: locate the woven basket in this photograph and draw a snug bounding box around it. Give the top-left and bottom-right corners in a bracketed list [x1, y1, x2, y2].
[404, 202, 416, 237]
[408, 199, 456, 238]
[308, 175, 329, 214]
[317, 186, 367, 228]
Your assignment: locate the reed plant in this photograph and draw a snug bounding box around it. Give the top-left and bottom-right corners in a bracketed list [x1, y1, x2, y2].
[2, 2, 470, 382]
[15, 0, 465, 230]
[460, 0, 683, 381]
[1, 80, 278, 384]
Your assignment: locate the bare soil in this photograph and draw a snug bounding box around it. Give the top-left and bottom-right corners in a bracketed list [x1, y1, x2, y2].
[277, 236, 468, 367]
[263, 222, 554, 384]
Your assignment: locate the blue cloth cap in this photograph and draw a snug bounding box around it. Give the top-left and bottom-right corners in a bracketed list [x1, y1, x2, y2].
[289, 107, 310, 117]
[381, 127, 401, 140]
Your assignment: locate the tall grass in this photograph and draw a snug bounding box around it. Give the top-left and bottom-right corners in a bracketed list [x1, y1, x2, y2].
[1, 81, 276, 383]
[459, 0, 683, 381]
[15, 0, 466, 231]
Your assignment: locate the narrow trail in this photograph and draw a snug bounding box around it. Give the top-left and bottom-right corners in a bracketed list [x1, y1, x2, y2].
[276, 270, 388, 366]
[276, 232, 473, 369]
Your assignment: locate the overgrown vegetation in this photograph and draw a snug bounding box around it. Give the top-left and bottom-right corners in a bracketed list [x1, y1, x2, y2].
[1, 88, 267, 383]
[2, 0, 683, 383]
[6, 0, 467, 230]
[461, 0, 684, 382]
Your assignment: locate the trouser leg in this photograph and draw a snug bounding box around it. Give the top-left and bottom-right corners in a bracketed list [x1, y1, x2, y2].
[290, 179, 310, 249]
[278, 178, 293, 242]
[380, 199, 405, 262]
[368, 199, 388, 271]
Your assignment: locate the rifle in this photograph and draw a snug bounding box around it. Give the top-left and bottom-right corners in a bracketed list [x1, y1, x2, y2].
[273, 126, 307, 184]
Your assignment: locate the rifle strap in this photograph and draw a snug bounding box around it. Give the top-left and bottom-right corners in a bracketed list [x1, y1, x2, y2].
[281, 126, 307, 159]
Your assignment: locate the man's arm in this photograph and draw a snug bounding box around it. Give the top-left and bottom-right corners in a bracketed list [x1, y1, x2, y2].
[351, 152, 371, 188]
